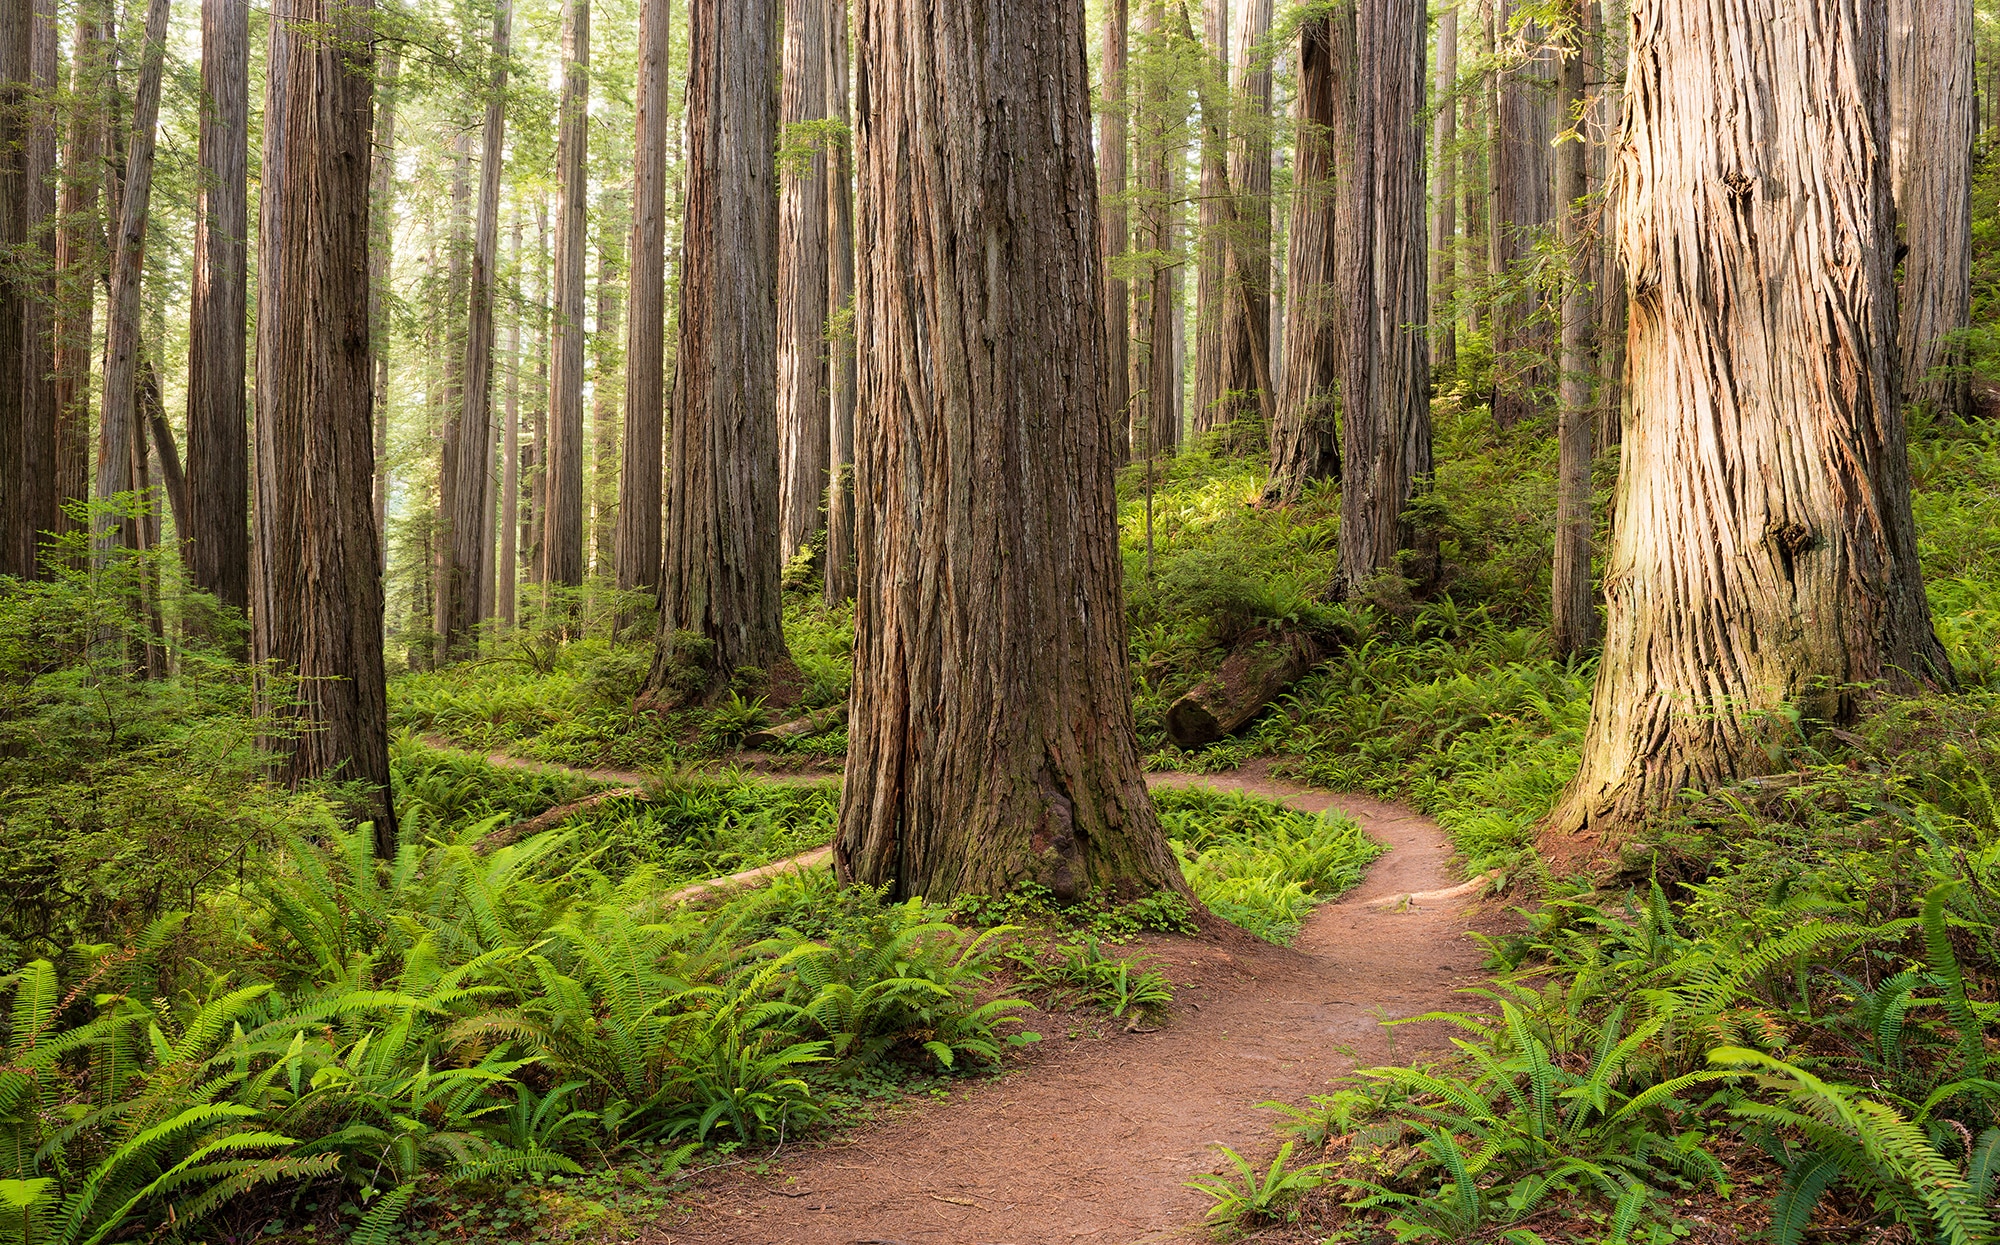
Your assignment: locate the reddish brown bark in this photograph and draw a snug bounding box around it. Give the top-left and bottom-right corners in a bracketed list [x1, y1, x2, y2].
[616, 0, 669, 595]
[542, 0, 588, 590]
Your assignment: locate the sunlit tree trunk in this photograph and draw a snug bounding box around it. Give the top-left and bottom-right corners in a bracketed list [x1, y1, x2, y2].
[1221, 0, 1273, 433]
[1429, 2, 1458, 382]
[590, 210, 622, 575]
[1548, 0, 1953, 861]
[616, 0, 668, 595]
[368, 44, 398, 570]
[1550, 0, 1593, 656]
[823, 0, 857, 605]
[1888, 0, 1973, 420]
[643, 0, 786, 697]
[525, 196, 549, 587]
[1191, 0, 1229, 436]
[837, 0, 1184, 904]
[253, 0, 396, 852]
[1101, 0, 1130, 465]
[52, 2, 106, 558]
[500, 213, 520, 624]
[542, 0, 588, 590]
[776, 0, 830, 567]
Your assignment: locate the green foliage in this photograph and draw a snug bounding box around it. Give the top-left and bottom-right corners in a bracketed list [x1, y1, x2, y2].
[1155, 786, 1385, 943]
[1008, 937, 1174, 1021]
[948, 883, 1200, 940]
[544, 777, 838, 885]
[1185, 1141, 1327, 1227]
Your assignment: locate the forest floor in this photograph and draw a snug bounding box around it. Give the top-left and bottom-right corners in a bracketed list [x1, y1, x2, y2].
[611, 759, 1512, 1245]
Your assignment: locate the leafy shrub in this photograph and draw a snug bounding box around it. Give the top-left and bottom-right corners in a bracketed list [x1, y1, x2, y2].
[1154, 786, 1385, 943]
[1008, 937, 1174, 1021]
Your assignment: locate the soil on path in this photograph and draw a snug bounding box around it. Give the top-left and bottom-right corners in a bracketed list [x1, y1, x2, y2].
[643, 759, 1510, 1245]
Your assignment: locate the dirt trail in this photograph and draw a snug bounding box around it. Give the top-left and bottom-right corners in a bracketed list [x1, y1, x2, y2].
[644, 760, 1505, 1245]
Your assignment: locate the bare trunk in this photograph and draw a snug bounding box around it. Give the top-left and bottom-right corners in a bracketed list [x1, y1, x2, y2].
[441, 0, 510, 657]
[1592, 0, 1624, 449]
[1220, 0, 1273, 435]
[1101, 0, 1130, 465]
[369, 45, 398, 569]
[52, 3, 105, 559]
[616, 0, 669, 594]
[526, 198, 549, 586]
[185, 0, 249, 621]
[1550, 0, 1592, 656]
[643, 0, 786, 696]
[6, 0, 57, 578]
[1191, 0, 1230, 436]
[140, 350, 186, 538]
[1491, 0, 1552, 428]
[822, 0, 857, 605]
[1888, 0, 1973, 420]
[776, 0, 831, 566]
[1548, 0, 1952, 862]
[542, 0, 588, 590]
[1429, 3, 1458, 381]
[253, 0, 396, 851]
[500, 213, 521, 624]
[0, 0, 26, 574]
[590, 215, 623, 576]
[836, 0, 1183, 904]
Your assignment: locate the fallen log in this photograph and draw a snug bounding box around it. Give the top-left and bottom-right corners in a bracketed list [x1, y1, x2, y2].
[744, 703, 847, 750]
[1164, 627, 1323, 750]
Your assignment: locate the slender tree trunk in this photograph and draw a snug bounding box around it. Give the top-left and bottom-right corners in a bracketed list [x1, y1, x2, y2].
[6, 0, 57, 578]
[185, 0, 248, 621]
[527, 197, 549, 587]
[590, 215, 623, 576]
[1191, 0, 1229, 437]
[644, 0, 785, 697]
[1132, 2, 1173, 459]
[1491, 0, 1552, 428]
[92, 0, 169, 560]
[1592, 0, 1624, 449]
[500, 213, 521, 624]
[441, 0, 510, 657]
[1221, 0, 1273, 435]
[836, 0, 1184, 904]
[776, 0, 830, 566]
[1430, 3, 1458, 382]
[1262, 12, 1343, 505]
[254, 0, 396, 852]
[434, 133, 469, 658]
[140, 350, 186, 538]
[1101, 0, 1131, 466]
[1550, 0, 1592, 655]
[0, 0, 26, 575]
[616, 0, 668, 595]
[1888, 0, 1973, 421]
[52, 3, 105, 558]
[822, 0, 857, 605]
[543, 0, 588, 590]
[1548, 0, 1953, 861]
[369, 44, 398, 570]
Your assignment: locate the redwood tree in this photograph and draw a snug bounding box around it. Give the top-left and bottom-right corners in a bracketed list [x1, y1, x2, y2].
[822, 0, 857, 605]
[776, 0, 830, 567]
[616, 0, 669, 595]
[1549, 0, 1592, 656]
[835, 0, 1183, 903]
[1219, 0, 1273, 433]
[542, 0, 588, 590]
[1100, 0, 1130, 466]
[642, 0, 785, 697]
[1546, 0, 1953, 860]
[1888, 0, 1973, 420]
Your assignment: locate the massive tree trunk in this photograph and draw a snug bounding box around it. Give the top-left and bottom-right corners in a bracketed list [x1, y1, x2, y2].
[1334, 0, 1430, 595]
[1191, 0, 1230, 437]
[776, 0, 830, 567]
[1220, 0, 1273, 435]
[836, 0, 1183, 903]
[1491, 0, 1552, 428]
[643, 0, 785, 697]
[1888, 0, 1973, 421]
[4, 0, 57, 578]
[1262, 12, 1344, 505]
[52, 2, 106, 558]
[1429, 3, 1458, 382]
[185, 0, 248, 620]
[590, 211, 623, 575]
[253, 0, 396, 852]
[542, 0, 588, 590]
[440, 0, 510, 656]
[1101, 0, 1130, 466]
[1547, 0, 1953, 862]
[500, 213, 521, 624]
[616, 0, 668, 595]
[1550, 0, 1593, 656]
[92, 0, 169, 560]
[822, 0, 857, 605]
[368, 44, 398, 569]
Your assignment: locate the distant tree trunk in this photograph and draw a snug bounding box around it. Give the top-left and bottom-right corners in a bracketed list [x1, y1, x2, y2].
[1262, 11, 1343, 505]
[500, 214, 521, 624]
[185, 0, 248, 621]
[1491, 0, 1552, 428]
[542, 0, 588, 590]
[1221, 0, 1273, 434]
[139, 350, 186, 537]
[369, 44, 398, 569]
[1334, 0, 1430, 595]
[0, 0, 26, 576]
[1550, 0, 1592, 656]
[254, 0, 397, 852]
[1888, 0, 1973, 420]
[526, 197, 549, 587]
[590, 216, 623, 575]
[1547, 0, 1953, 860]
[1429, 3, 1458, 382]
[1191, 0, 1230, 437]
[616, 0, 668, 595]
[822, 0, 857, 605]
[441, 0, 510, 657]
[643, 0, 786, 697]
[92, 0, 169, 560]
[52, 2, 106, 557]
[1101, 0, 1130, 466]
[837, 0, 1184, 904]
[776, 0, 830, 567]
[1591, 0, 1624, 449]
[6, 0, 57, 577]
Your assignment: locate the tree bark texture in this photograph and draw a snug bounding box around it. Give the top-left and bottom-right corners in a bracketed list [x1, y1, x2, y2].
[542, 0, 588, 589]
[835, 0, 1183, 904]
[52, 2, 106, 557]
[441, 0, 510, 656]
[525, 197, 548, 585]
[5, 0, 57, 578]
[92, 0, 169, 560]
[1888, 0, 1973, 420]
[1551, 0, 1593, 657]
[645, 0, 786, 693]
[590, 221, 622, 575]
[368, 44, 398, 569]
[0, 0, 27, 576]
[1549, 0, 1954, 857]
[1429, 3, 1458, 381]
[1191, 0, 1229, 436]
[823, 0, 857, 606]
[776, 0, 831, 567]
[1101, 0, 1130, 466]
[616, 0, 668, 594]
[253, 0, 396, 852]
[501, 214, 520, 624]
[1219, 0, 1273, 435]
[185, 0, 248, 618]
[1491, 0, 1552, 428]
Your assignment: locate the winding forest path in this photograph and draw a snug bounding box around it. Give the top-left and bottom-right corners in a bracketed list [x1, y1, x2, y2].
[627, 758, 1505, 1245]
